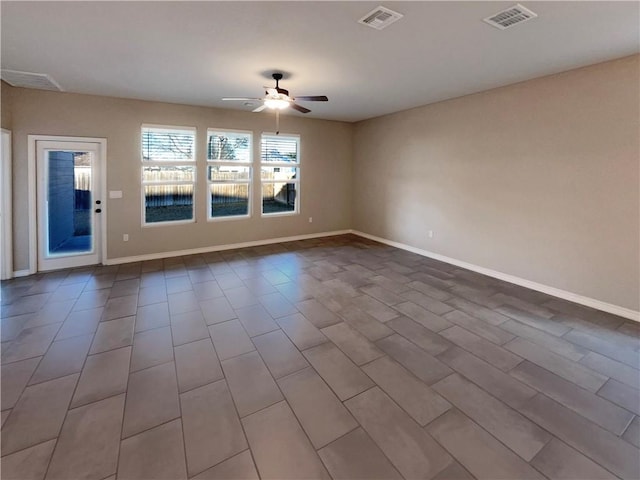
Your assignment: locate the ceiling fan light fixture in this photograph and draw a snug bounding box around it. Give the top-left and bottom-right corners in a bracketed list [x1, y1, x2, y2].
[264, 98, 290, 110]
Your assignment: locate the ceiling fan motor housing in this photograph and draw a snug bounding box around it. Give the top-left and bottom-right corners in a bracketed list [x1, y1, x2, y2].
[271, 73, 289, 96]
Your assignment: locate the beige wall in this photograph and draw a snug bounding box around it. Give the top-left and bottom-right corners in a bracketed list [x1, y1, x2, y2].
[353, 55, 640, 311]
[8, 89, 353, 269]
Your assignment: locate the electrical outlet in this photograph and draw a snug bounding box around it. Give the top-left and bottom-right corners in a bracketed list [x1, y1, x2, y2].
[309, 217, 313, 223]
[428, 230, 434, 238]
[123, 234, 129, 242]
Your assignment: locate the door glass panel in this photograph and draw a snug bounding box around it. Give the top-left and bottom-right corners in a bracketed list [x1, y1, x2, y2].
[47, 151, 93, 256]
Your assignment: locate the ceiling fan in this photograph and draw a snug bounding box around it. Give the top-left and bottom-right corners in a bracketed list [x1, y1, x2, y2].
[222, 73, 328, 114]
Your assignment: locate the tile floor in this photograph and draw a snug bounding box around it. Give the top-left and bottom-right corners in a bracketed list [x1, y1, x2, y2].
[1, 233, 639, 479]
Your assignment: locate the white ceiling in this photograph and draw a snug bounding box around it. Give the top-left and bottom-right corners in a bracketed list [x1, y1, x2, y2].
[2, 1, 638, 122]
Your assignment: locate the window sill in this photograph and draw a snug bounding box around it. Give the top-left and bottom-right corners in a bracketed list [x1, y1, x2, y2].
[208, 215, 250, 222]
[261, 211, 299, 218]
[142, 218, 196, 228]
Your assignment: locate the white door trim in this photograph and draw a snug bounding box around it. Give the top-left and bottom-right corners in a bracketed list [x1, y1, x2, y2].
[1, 129, 12, 279]
[28, 135, 107, 273]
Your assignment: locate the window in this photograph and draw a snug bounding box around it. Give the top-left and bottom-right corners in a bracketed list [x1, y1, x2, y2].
[261, 134, 300, 216]
[207, 129, 252, 220]
[141, 125, 196, 225]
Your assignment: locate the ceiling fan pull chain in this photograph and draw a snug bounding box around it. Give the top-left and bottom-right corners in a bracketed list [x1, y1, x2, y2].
[276, 110, 280, 135]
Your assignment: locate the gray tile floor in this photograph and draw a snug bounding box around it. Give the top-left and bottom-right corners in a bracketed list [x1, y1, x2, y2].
[1, 234, 639, 479]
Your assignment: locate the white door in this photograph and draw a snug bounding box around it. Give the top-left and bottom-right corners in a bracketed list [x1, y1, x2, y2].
[37, 140, 103, 271]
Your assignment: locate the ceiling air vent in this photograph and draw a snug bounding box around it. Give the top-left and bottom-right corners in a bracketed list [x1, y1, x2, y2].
[1, 69, 63, 91]
[483, 4, 537, 30]
[358, 6, 403, 30]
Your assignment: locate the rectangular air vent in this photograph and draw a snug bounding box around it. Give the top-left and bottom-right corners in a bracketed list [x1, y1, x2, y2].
[0, 70, 63, 91]
[358, 6, 403, 30]
[483, 4, 537, 30]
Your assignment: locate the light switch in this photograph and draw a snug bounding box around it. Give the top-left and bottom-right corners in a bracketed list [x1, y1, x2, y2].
[109, 190, 123, 199]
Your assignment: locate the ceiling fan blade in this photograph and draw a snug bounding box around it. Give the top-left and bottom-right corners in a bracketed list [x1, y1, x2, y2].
[294, 95, 328, 102]
[290, 103, 311, 114]
[222, 97, 260, 101]
[252, 104, 267, 113]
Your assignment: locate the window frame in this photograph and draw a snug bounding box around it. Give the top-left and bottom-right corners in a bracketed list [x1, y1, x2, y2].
[140, 124, 197, 227]
[260, 133, 300, 218]
[206, 128, 253, 222]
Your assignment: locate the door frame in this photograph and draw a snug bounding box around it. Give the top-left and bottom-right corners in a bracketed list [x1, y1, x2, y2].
[1, 129, 12, 279]
[28, 135, 107, 273]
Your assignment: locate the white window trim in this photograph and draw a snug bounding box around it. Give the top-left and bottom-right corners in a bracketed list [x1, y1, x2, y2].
[141, 124, 197, 227]
[207, 128, 253, 222]
[260, 133, 300, 217]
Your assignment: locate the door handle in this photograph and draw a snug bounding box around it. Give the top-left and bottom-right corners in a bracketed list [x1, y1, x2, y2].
[95, 208, 102, 213]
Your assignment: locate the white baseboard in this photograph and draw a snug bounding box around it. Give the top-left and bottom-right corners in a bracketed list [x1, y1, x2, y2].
[104, 230, 352, 266]
[14, 226, 638, 322]
[12, 269, 31, 278]
[351, 230, 640, 322]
